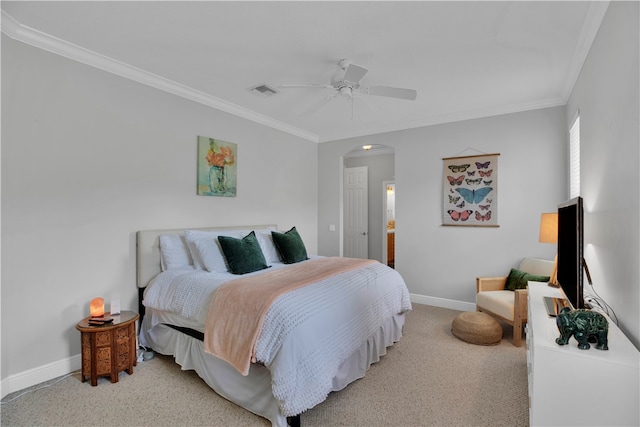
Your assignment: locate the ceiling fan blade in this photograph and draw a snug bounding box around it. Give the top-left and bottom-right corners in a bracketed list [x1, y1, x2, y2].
[366, 86, 417, 100]
[278, 84, 334, 89]
[343, 63, 368, 84]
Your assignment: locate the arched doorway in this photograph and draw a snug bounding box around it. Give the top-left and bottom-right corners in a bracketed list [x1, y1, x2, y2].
[343, 144, 395, 265]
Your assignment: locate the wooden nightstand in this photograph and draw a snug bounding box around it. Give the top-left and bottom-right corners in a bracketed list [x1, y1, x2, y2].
[76, 310, 139, 386]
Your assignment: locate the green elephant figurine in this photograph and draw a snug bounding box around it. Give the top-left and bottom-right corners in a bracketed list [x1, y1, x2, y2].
[555, 307, 609, 350]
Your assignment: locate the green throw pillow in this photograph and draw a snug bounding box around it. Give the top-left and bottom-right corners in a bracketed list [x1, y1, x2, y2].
[217, 231, 270, 275]
[271, 226, 309, 264]
[505, 268, 550, 291]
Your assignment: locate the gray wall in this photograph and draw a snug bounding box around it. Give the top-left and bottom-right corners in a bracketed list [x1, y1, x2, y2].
[1, 36, 318, 388]
[319, 107, 566, 307]
[318, 1, 640, 350]
[567, 1, 639, 348]
[2, 0, 638, 396]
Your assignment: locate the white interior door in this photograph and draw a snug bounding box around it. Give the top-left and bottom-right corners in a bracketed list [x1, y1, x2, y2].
[344, 166, 368, 259]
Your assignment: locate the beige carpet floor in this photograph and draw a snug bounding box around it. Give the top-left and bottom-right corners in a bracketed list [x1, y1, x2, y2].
[1, 304, 529, 426]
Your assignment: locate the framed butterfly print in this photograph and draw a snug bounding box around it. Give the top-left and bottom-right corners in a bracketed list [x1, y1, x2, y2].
[443, 153, 499, 227]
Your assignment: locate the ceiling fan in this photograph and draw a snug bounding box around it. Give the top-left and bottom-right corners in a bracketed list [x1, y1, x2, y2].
[279, 59, 417, 118]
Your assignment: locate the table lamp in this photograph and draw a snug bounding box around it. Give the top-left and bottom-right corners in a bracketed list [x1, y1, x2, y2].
[539, 212, 558, 286]
[90, 297, 105, 318]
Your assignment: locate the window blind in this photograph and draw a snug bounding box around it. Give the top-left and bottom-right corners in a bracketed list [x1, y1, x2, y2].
[569, 114, 580, 198]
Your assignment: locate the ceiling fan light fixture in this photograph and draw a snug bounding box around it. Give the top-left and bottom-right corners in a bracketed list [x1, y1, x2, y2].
[248, 83, 279, 97]
[338, 86, 352, 97]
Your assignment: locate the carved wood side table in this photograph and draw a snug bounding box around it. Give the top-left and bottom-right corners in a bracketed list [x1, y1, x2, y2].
[76, 311, 139, 386]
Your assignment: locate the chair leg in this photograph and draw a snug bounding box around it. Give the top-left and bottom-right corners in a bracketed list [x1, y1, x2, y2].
[513, 289, 528, 347]
[513, 322, 523, 347]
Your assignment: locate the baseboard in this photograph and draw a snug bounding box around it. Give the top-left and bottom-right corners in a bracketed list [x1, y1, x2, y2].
[410, 293, 475, 312]
[2, 295, 472, 399]
[1, 354, 82, 399]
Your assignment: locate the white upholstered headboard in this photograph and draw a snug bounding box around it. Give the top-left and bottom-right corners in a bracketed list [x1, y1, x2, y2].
[136, 224, 278, 288]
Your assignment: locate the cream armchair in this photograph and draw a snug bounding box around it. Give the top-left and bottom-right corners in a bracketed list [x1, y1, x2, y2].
[476, 258, 554, 346]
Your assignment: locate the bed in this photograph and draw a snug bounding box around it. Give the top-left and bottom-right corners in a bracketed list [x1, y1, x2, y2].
[137, 225, 412, 426]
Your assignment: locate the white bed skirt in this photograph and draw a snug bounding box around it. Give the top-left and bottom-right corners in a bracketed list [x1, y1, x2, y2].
[139, 312, 406, 426]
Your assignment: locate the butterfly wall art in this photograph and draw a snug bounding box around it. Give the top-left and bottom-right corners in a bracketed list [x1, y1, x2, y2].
[442, 153, 499, 226]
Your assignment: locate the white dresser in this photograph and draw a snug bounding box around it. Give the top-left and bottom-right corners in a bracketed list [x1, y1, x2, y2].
[526, 281, 639, 426]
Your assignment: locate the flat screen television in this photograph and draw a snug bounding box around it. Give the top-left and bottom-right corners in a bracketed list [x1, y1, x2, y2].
[556, 196, 586, 309]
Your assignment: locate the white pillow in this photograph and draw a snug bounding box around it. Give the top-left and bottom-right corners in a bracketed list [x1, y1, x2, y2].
[192, 237, 229, 273]
[184, 227, 277, 271]
[159, 234, 193, 271]
[256, 230, 281, 264]
[184, 229, 244, 271]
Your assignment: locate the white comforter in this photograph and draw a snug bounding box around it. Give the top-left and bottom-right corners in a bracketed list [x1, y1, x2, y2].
[143, 258, 412, 416]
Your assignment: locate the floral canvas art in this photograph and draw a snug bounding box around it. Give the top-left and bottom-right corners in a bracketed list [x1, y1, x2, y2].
[197, 136, 237, 197]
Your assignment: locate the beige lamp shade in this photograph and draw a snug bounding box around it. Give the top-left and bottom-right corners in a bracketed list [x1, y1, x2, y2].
[539, 212, 559, 286]
[539, 213, 558, 243]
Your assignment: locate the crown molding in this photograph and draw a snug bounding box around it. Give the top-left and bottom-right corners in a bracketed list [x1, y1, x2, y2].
[2, 4, 607, 145]
[321, 0, 610, 144]
[1, 11, 320, 143]
[319, 96, 566, 143]
[559, 1, 610, 101]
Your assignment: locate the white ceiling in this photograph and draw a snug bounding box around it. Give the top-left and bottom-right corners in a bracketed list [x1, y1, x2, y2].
[1, 1, 609, 143]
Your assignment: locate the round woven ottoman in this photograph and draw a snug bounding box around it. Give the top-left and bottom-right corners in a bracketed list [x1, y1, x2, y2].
[452, 311, 502, 345]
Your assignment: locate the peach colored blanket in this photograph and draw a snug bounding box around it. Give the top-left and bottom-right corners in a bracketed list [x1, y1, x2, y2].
[203, 257, 376, 375]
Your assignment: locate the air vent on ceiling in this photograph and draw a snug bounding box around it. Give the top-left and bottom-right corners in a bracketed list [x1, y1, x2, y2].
[248, 84, 278, 97]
